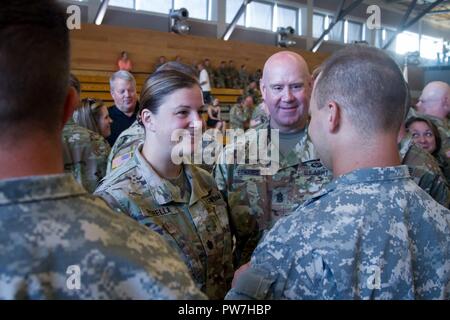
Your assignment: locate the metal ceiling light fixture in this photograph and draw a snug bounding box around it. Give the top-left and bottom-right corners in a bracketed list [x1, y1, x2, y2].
[169, 8, 191, 34]
[94, 0, 109, 25]
[277, 26, 296, 47]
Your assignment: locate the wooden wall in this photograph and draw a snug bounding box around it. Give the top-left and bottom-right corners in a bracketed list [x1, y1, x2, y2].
[70, 24, 329, 74]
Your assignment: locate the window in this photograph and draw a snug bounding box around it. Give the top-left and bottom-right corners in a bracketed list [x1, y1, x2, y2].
[174, 0, 207, 20]
[374, 28, 383, 48]
[109, 0, 134, 9]
[246, 1, 273, 30]
[325, 16, 343, 42]
[313, 13, 325, 38]
[346, 20, 362, 43]
[226, 0, 245, 25]
[136, 0, 171, 14]
[383, 28, 396, 49]
[420, 35, 443, 60]
[274, 5, 297, 33]
[396, 31, 419, 55]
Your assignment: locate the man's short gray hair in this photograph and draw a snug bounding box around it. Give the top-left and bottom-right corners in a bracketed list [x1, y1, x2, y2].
[110, 70, 136, 91]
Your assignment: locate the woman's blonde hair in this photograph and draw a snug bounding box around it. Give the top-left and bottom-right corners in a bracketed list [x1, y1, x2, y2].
[74, 98, 105, 135]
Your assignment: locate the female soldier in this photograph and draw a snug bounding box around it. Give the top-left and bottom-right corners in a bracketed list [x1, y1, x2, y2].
[95, 70, 233, 300]
[75, 98, 113, 139]
[406, 116, 450, 182]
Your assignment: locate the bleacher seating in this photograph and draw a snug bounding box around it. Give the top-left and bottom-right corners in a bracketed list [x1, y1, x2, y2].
[73, 69, 242, 121]
[70, 24, 329, 123]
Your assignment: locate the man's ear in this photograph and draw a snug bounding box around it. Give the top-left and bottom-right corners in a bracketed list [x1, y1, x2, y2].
[61, 87, 78, 127]
[327, 101, 341, 133]
[141, 109, 156, 132]
[260, 79, 266, 100]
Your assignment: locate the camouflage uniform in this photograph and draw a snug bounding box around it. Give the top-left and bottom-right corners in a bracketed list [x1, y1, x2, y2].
[250, 103, 269, 129]
[399, 134, 450, 207]
[0, 174, 206, 299]
[62, 119, 110, 193]
[229, 104, 251, 130]
[214, 124, 332, 266]
[107, 120, 144, 174]
[226, 65, 240, 89]
[226, 166, 450, 300]
[239, 68, 250, 89]
[246, 87, 262, 105]
[95, 145, 234, 300]
[215, 66, 227, 88]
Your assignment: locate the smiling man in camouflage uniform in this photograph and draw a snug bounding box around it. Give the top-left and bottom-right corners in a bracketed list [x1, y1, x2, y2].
[0, 0, 204, 300]
[227, 46, 449, 300]
[215, 51, 332, 267]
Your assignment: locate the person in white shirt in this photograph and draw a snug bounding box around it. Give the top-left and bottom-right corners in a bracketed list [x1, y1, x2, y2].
[197, 63, 212, 104]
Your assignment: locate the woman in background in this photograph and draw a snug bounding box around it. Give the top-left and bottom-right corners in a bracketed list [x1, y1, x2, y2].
[117, 51, 132, 71]
[206, 98, 223, 130]
[74, 98, 113, 140]
[406, 116, 450, 182]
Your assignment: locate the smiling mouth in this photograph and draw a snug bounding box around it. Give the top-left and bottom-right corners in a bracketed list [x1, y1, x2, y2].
[279, 105, 297, 110]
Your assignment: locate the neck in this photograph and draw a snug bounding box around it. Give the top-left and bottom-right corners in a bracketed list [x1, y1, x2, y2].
[270, 117, 307, 134]
[332, 133, 401, 178]
[142, 139, 182, 179]
[397, 125, 406, 143]
[117, 105, 135, 117]
[123, 110, 135, 117]
[0, 134, 63, 180]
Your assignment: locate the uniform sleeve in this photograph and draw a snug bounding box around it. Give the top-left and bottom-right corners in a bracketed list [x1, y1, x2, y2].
[226, 222, 337, 300]
[410, 166, 450, 208]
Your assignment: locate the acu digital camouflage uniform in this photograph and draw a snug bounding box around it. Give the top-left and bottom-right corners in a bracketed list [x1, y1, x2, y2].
[62, 119, 110, 193]
[229, 104, 252, 130]
[226, 166, 450, 300]
[399, 134, 450, 207]
[95, 145, 234, 300]
[0, 174, 206, 299]
[107, 120, 144, 174]
[214, 123, 332, 267]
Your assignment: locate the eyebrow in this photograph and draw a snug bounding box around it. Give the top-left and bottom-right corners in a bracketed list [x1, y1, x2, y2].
[175, 104, 204, 110]
[270, 82, 304, 87]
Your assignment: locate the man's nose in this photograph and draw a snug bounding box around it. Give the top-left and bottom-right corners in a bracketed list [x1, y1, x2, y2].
[282, 87, 294, 101]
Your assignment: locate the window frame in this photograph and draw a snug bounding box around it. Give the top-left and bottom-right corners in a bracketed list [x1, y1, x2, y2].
[245, 0, 274, 31]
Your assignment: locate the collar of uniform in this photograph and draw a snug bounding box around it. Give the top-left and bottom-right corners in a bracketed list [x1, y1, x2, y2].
[425, 113, 448, 130]
[184, 165, 211, 206]
[133, 145, 211, 206]
[303, 165, 412, 206]
[305, 165, 411, 205]
[266, 122, 317, 169]
[398, 134, 413, 161]
[0, 174, 87, 206]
